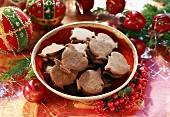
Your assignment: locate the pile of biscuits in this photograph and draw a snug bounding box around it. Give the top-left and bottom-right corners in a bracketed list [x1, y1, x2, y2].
[39, 28, 130, 96]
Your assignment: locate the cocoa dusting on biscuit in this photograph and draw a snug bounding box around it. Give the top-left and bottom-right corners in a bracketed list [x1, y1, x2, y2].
[89, 39, 113, 60]
[96, 33, 118, 49]
[76, 68, 104, 95]
[61, 44, 88, 72]
[69, 43, 87, 56]
[39, 43, 65, 57]
[50, 60, 78, 89]
[105, 51, 130, 77]
[70, 28, 95, 43]
[39, 43, 65, 61]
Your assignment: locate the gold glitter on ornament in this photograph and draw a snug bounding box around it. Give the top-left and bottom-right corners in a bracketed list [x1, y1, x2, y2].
[0, 7, 32, 52]
[45, 7, 51, 14]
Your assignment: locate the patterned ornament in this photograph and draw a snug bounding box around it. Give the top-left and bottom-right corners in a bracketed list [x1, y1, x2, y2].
[26, 0, 66, 29]
[0, 6, 32, 53]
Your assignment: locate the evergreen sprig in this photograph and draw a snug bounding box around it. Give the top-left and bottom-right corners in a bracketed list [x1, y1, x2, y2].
[1, 57, 31, 80]
[25, 67, 36, 80]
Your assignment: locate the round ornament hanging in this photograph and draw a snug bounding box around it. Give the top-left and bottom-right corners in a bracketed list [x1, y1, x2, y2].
[26, 0, 66, 29]
[0, 6, 32, 53]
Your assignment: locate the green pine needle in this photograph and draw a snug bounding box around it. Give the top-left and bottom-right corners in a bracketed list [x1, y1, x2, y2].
[25, 67, 36, 80]
[1, 57, 31, 80]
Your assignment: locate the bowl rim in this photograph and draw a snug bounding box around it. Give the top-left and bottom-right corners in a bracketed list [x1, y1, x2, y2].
[31, 21, 138, 101]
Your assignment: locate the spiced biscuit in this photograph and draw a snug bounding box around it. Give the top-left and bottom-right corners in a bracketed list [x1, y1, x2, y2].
[96, 33, 118, 49]
[39, 43, 65, 57]
[88, 39, 114, 60]
[70, 28, 95, 43]
[50, 60, 78, 89]
[43, 61, 55, 74]
[76, 68, 104, 95]
[105, 51, 130, 77]
[61, 44, 88, 72]
[69, 43, 87, 56]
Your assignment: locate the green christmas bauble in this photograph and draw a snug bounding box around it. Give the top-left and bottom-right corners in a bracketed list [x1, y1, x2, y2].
[0, 6, 32, 53]
[26, 0, 66, 29]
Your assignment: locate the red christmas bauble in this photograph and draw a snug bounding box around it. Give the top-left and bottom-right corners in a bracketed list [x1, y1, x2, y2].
[0, 6, 32, 53]
[26, 0, 66, 29]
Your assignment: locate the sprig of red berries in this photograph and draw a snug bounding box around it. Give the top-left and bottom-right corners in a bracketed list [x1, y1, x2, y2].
[94, 57, 148, 116]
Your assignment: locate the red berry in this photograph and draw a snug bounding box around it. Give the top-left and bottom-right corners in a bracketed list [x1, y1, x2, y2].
[131, 88, 135, 93]
[109, 106, 116, 112]
[130, 95, 136, 101]
[103, 110, 109, 116]
[119, 98, 125, 103]
[123, 94, 128, 99]
[124, 100, 128, 105]
[138, 79, 143, 84]
[129, 82, 135, 87]
[141, 71, 148, 78]
[134, 93, 139, 99]
[142, 81, 147, 86]
[114, 100, 120, 106]
[125, 104, 131, 109]
[136, 84, 142, 90]
[96, 100, 104, 104]
[107, 101, 114, 108]
[129, 102, 134, 108]
[112, 94, 118, 99]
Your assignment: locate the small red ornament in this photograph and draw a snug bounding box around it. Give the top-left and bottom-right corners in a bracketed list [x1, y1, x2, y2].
[130, 38, 146, 56]
[26, 0, 66, 29]
[106, 0, 126, 15]
[23, 78, 46, 103]
[0, 6, 32, 53]
[152, 13, 170, 33]
[124, 10, 146, 31]
[76, 0, 94, 14]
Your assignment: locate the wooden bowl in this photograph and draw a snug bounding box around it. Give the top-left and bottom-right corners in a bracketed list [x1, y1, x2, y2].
[31, 21, 138, 101]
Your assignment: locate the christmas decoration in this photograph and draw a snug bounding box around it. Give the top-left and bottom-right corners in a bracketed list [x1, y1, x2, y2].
[94, 58, 148, 116]
[106, 0, 125, 15]
[75, 0, 94, 14]
[0, 6, 32, 53]
[1, 57, 31, 80]
[122, 4, 170, 50]
[26, 0, 66, 29]
[23, 78, 46, 103]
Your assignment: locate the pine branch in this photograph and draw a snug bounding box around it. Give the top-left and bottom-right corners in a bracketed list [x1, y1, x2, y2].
[25, 67, 36, 80]
[1, 57, 31, 80]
